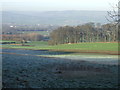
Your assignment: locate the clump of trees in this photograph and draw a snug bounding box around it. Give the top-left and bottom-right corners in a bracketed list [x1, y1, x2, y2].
[49, 22, 118, 45]
[20, 33, 43, 41]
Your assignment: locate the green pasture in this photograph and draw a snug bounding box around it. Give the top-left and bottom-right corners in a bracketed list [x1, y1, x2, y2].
[48, 43, 118, 51]
[25, 41, 48, 46]
[2, 41, 118, 52]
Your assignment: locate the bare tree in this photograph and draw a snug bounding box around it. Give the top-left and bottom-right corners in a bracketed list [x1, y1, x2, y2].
[106, 1, 120, 25]
[105, 1, 120, 42]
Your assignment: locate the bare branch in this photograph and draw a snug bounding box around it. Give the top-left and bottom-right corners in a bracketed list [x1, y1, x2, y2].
[106, 1, 120, 25]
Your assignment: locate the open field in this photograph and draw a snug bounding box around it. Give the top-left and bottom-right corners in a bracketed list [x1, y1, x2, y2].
[2, 49, 119, 88]
[2, 41, 119, 55]
[48, 42, 118, 51]
[21, 31, 49, 36]
[24, 41, 48, 46]
[2, 41, 119, 88]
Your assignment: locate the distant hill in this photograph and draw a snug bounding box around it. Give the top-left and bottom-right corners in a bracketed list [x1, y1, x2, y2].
[2, 10, 108, 25]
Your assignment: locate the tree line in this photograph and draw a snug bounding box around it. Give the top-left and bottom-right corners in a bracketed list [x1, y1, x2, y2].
[2, 33, 44, 41]
[48, 22, 118, 45]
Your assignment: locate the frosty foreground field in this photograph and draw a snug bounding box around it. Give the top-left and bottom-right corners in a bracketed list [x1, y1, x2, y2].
[2, 49, 119, 88]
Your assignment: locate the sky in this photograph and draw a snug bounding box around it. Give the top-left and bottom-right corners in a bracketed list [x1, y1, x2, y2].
[0, 0, 118, 11]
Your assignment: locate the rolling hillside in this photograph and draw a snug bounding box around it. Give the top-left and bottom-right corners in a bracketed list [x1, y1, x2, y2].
[2, 10, 108, 25]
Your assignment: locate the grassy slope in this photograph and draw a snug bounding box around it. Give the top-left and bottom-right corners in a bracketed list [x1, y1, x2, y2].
[47, 43, 118, 51]
[22, 31, 49, 36]
[2, 41, 118, 52]
[25, 41, 48, 46]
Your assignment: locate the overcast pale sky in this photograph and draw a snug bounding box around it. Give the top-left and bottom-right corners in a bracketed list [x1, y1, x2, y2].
[1, 0, 118, 11]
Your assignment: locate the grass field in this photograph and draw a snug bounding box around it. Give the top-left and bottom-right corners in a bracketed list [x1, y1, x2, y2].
[2, 42, 119, 88]
[22, 31, 49, 35]
[2, 41, 119, 54]
[47, 42, 118, 51]
[25, 41, 48, 46]
[3, 52, 119, 88]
